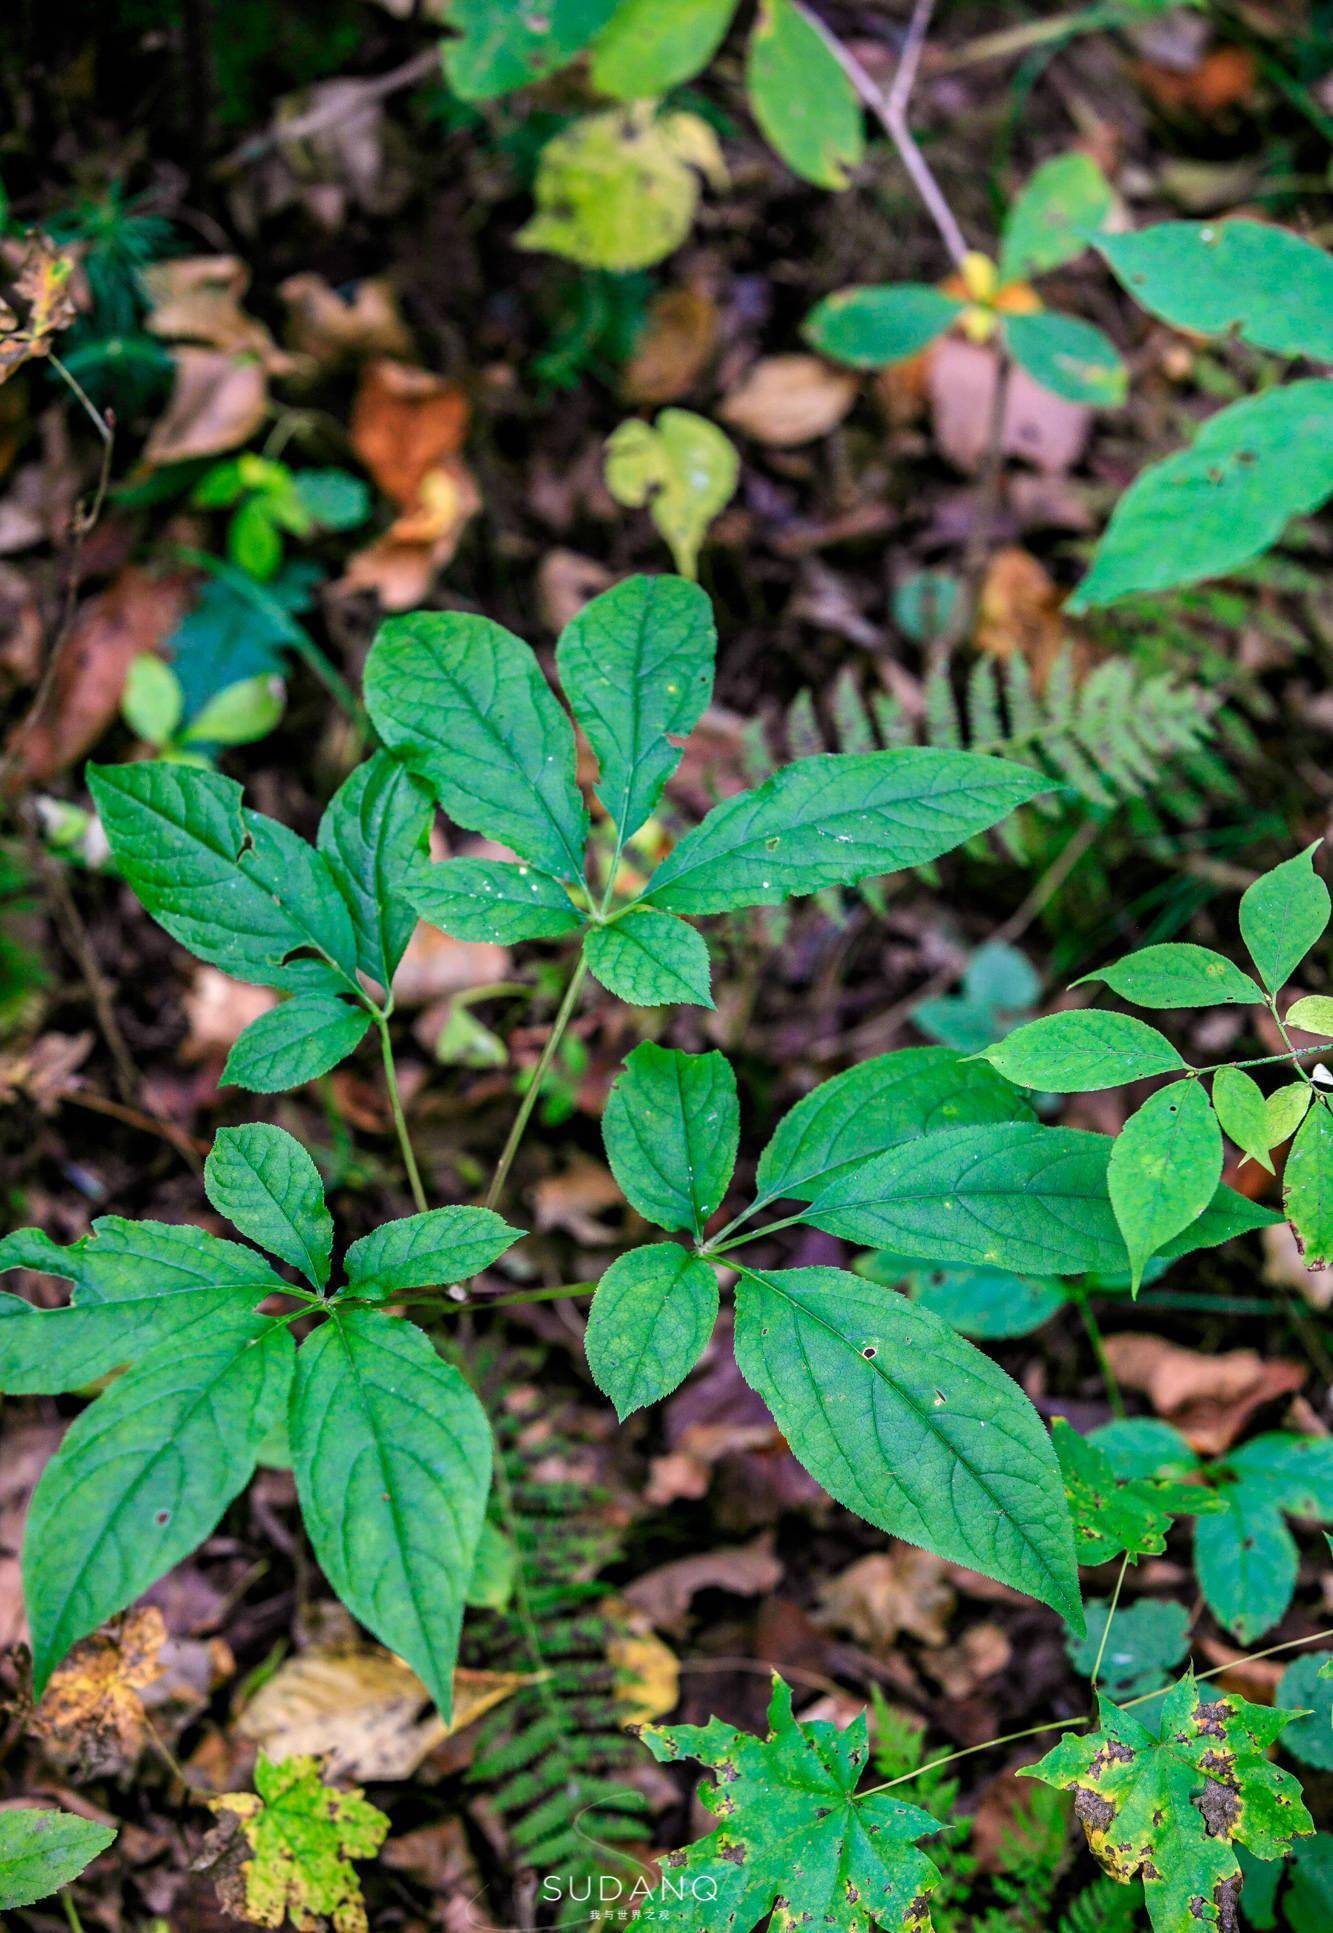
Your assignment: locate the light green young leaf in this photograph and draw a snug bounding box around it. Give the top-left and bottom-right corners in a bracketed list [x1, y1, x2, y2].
[643, 749, 1055, 914]
[317, 752, 432, 992]
[341, 1206, 522, 1300]
[1288, 995, 1333, 1036]
[518, 106, 725, 271]
[222, 994, 373, 1093]
[604, 409, 739, 579]
[802, 284, 961, 368]
[733, 1265, 1082, 1623]
[982, 1009, 1186, 1092]
[999, 152, 1114, 282]
[641, 1676, 943, 1932]
[182, 674, 284, 748]
[122, 653, 183, 747]
[1003, 311, 1127, 406]
[405, 855, 584, 946]
[1109, 1080, 1221, 1292]
[591, 0, 736, 98]
[585, 1242, 719, 1418]
[289, 1308, 491, 1721]
[745, 0, 863, 190]
[585, 906, 713, 1007]
[0, 1809, 117, 1910]
[1099, 219, 1333, 361]
[1052, 1417, 1221, 1568]
[204, 1124, 332, 1288]
[1284, 1097, 1333, 1268]
[1211, 1065, 1274, 1172]
[1240, 845, 1330, 992]
[24, 1311, 292, 1694]
[366, 612, 589, 883]
[1077, 942, 1263, 1009]
[442, 0, 619, 99]
[1268, 1080, 1313, 1148]
[603, 1043, 739, 1234]
[1070, 380, 1333, 608]
[556, 573, 716, 847]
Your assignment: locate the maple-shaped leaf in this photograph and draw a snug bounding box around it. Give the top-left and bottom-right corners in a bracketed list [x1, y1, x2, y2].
[208, 1754, 389, 1933]
[1054, 1418, 1224, 1567]
[640, 1675, 941, 1932]
[1020, 1673, 1313, 1933]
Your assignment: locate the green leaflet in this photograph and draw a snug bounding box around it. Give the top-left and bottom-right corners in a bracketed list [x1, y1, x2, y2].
[643, 749, 1056, 914]
[1277, 1654, 1333, 1770]
[364, 612, 589, 883]
[982, 1009, 1185, 1092]
[24, 1311, 293, 1694]
[1239, 845, 1330, 993]
[602, 1043, 739, 1235]
[881, 1259, 1065, 1339]
[555, 574, 716, 849]
[733, 1266, 1081, 1623]
[1070, 380, 1333, 607]
[205, 1124, 333, 1289]
[803, 284, 961, 368]
[442, 0, 619, 98]
[1078, 942, 1264, 1009]
[1020, 1676, 1314, 1933]
[999, 152, 1114, 281]
[1109, 1080, 1221, 1292]
[1268, 1080, 1313, 1149]
[1099, 219, 1333, 362]
[604, 409, 738, 579]
[746, 0, 863, 191]
[0, 1809, 117, 1911]
[584, 906, 713, 1007]
[1002, 311, 1126, 407]
[591, 0, 736, 98]
[289, 1307, 491, 1722]
[642, 1676, 943, 1933]
[585, 1242, 719, 1418]
[341, 1207, 521, 1301]
[316, 751, 431, 991]
[1052, 1417, 1221, 1568]
[1211, 1066, 1273, 1172]
[1196, 1485, 1300, 1648]
[404, 856, 584, 946]
[1068, 1598, 1191, 1702]
[1288, 994, 1333, 1035]
[1282, 1098, 1333, 1267]
[222, 994, 373, 1093]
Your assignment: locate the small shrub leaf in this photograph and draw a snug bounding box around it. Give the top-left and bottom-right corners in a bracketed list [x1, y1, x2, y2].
[1239, 844, 1330, 992]
[585, 1242, 719, 1418]
[204, 1124, 333, 1289]
[982, 1010, 1186, 1092]
[585, 906, 713, 1007]
[342, 1207, 522, 1301]
[1077, 943, 1263, 1009]
[0, 1809, 117, 1910]
[603, 1043, 739, 1234]
[1109, 1081, 1222, 1292]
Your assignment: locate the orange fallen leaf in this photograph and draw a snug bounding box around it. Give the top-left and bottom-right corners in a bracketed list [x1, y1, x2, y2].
[1134, 45, 1258, 118]
[28, 1606, 167, 1777]
[974, 544, 1065, 683]
[349, 358, 469, 510]
[1103, 1332, 1306, 1456]
[621, 286, 719, 404]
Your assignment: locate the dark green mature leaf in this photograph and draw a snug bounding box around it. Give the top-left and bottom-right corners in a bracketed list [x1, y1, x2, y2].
[746, 0, 863, 190]
[733, 1265, 1081, 1622]
[442, 0, 619, 98]
[1109, 1081, 1221, 1291]
[585, 1242, 719, 1418]
[882, 1259, 1065, 1338]
[1068, 1598, 1191, 1701]
[803, 284, 961, 367]
[982, 1010, 1186, 1092]
[1277, 1654, 1333, 1770]
[999, 152, 1114, 282]
[555, 573, 715, 847]
[1285, 1098, 1333, 1268]
[1003, 312, 1126, 407]
[0, 1219, 287, 1395]
[222, 994, 373, 1092]
[1070, 380, 1333, 608]
[1240, 845, 1330, 994]
[205, 1125, 332, 1289]
[365, 613, 589, 883]
[642, 749, 1055, 914]
[317, 752, 431, 991]
[289, 1308, 490, 1721]
[591, 0, 736, 98]
[584, 906, 712, 1006]
[341, 1207, 521, 1300]
[1021, 1676, 1314, 1933]
[405, 855, 583, 945]
[1078, 942, 1263, 1009]
[1211, 1066, 1273, 1172]
[603, 1043, 739, 1235]
[1099, 219, 1333, 361]
[1053, 1418, 1221, 1568]
[24, 1311, 292, 1694]
[1196, 1435, 1333, 1644]
[0, 1809, 117, 1910]
[642, 1675, 943, 1932]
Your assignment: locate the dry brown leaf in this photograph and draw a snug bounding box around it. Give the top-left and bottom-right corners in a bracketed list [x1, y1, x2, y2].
[720, 354, 857, 447]
[624, 1537, 782, 1636]
[28, 1607, 167, 1777]
[974, 545, 1065, 683]
[816, 1548, 956, 1652]
[143, 255, 292, 371]
[0, 1031, 92, 1112]
[621, 287, 719, 404]
[144, 347, 269, 467]
[279, 272, 414, 367]
[390, 921, 508, 1006]
[338, 457, 481, 610]
[929, 337, 1090, 475]
[1103, 1333, 1306, 1456]
[532, 1156, 626, 1245]
[182, 969, 279, 1062]
[0, 234, 81, 382]
[349, 359, 469, 509]
[536, 549, 614, 633]
[918, 1621, 1011, 1699]
[1134, 44, 1257, 116]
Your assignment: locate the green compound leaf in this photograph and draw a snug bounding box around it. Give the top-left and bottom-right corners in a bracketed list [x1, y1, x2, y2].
[555, 573, 716, 849]
[1240, 844, 1330, 993]
[1284, 1098, 1333, 1269]
[210, 1754, 389, 1933]
[1077, 942, 1264, 1010]
[585, 906, 713, 1007]
[1020, 1675, 1314, 1933]
[803, 284, 961, 368]
[0, 1219, 287, 1395]
[0, 1809, 117, 1911]
[585, 1242, 719, 1419]
[289, 1307, 491, 1722]
[442, 0, 619, 99]
[885, 1260, 1065, 1339]
[733, 1266, 1081, 1622]
[603, 1043, 739, 1235]
[205, 1124, 333, 1289]
[518, 105, 725, 271]
[1211, 1066, 1274, 1173]
[592, 0, 737, 102]
[1070, 379, 1333, 608]
[745, 0, 863, 190]
[1099, 219, 1333, 362]
[1053, 1417, 1222, 1568]
[999, 152, 1114, 282]
[642, 1675, 943, 1931]
[405, 856, 584, 946]
[604, 409, 739, 580]
[1109, 1080, 1221, 1292]
[1276, 1654, 1333, 1770]
[341, 1207, 522, 1301]
[222, 993, 373, 1093]
[643, 749, 1055, 915]
[1192, 1435, 1333, 1643]
[1268, 1080, 1313, 1149]
[316, 751, 432, 993]
[1003, 311, 1127, 407]
[24, 1311, 292, 1695]
[1068, 1598, 1192, 1702]
[981, 1009, 1186, 1092]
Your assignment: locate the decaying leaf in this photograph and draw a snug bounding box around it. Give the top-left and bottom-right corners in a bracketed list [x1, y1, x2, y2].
[605, 1603, 680, 1727]
[1103, 1333, 1306, 1457]
[0, 233, 80, 383]
[929, 337, 1091, 474]
[27, 1607, 167, 1777]
[144, 256, 292, 372]
[604, 407, 738, 578]
[341, 359, 479, 607]
[719, 354, 857, 447]
[621, 287, 720, 404]
[816, 1548, 956, 1651]
[974, 545, 1065, 683]
[278, 273, 414, 368]
[144, 347, 269, 467]
[208, 1754, 389, 1933]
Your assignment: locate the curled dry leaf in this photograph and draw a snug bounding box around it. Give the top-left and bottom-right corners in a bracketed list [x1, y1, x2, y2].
[343, 359, 480, 607]
[278, 272, 414, 368]
[624, 1536, 783, 1636]
[719, 354, 858, 447]
[974, 545, 1066, 683]
[1104, 1331, 1306, 1456]
[928, 336, 1091, 474]
[0, 233, 81, 383]
[27, 1607, 167, 1778]
[143, 347, 269, 467]
[816, 1547, 956, 1652]
[143, 255, 293, 373]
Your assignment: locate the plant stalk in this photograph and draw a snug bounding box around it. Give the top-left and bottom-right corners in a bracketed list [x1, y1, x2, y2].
[485, 952, 588, 1211]
[375, 1012, 428, 1214]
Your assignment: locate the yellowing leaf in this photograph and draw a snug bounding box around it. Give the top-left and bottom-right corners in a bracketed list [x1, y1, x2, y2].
[210, 1754, 389, 1933]
[605, 1604, 680, 1726]
[604, 407, 738, 577]
[27, 1607, 167, 1778]
[0, 233, 80, 383]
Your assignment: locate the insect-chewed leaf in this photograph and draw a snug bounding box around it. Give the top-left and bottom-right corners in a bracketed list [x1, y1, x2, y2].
[1003, 311, 1126, 407]
[1110, 1082, 1221, 1293]
[999, 152, 1114, 281]
[642, 748, 1055, 914]
[603, 1043, 739, 1235]
[1098, 219, 1333, 362]
[222, 993, 373, 1092]
[1020, 1675, 1314, 1933]
[210, 1753, 389, 1933]
[23, 1310, 292, 1694]
[591, 0, 736, 98]
[364, 612, 589, 883]
[586, 1242, 719, 1419]
[733, 1266, 1081, 1622]
[803, 284, 962, 368]
[642, 1674, 943, 1933]
[442, 0, 618, 98]
[982, 1010, 1186, 1092]
[404, 855, 584, 946]
[555, 573, 716, 847]
[316, 751, 432, 991]
[1239, 844, 1330, 994]
[1284, 1096, 1333, 1269]
[1052, 1418, 1221, 1568]
[585, 906, 713, 1007]
[341, 1206, 522, 1300]
[0, 1218, 288, 1395]
[1078, 942, 1264, 1010]
[746, 0, 863, 190]
[1194, 1436, 1333, 1643]
[289, 1308, 491, 1722]
[1211, 1066, 1273, 1173]
[205, 1124, 333, 1289]
[0, 1808, 117, 1911]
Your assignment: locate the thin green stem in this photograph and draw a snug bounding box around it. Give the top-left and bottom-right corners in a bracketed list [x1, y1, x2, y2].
[1196, 1040, 1327, 1076]
[1072, 1283, 1126, 1419]
[705, 1213, 805, 1258]
[1268, 997, 1319, 1088]
[375, 1013, 428, 1214]
[485, 951, 588, 1212]
[62, 1892, 85, 1933]
[1090, 1553, 1131, 1689]
[338, 1281, 596, 1314]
